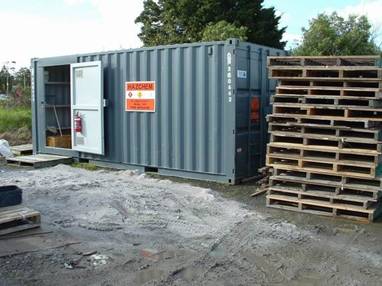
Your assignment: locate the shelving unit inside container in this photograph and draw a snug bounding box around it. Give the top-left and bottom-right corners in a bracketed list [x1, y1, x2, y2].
[44, 65, 72, 149]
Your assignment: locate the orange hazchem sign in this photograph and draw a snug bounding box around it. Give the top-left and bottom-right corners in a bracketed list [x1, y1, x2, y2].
[125, 81, 156, 112]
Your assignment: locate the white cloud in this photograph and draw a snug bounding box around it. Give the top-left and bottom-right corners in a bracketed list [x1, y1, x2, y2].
[64, 0, 86, 5]
[0, 0, 143, 69]
[282, 33, 302, 49]
[269, 11, 301, 49]
[338, 0, 382, 25]
[335, 0, 382, 45]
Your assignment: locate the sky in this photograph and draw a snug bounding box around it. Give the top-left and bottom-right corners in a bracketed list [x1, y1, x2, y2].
[0, 0, 381, 69]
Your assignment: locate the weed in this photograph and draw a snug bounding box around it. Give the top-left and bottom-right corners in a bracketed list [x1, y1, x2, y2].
[0, 107, 31, 133]
[71, 162, 98, 171]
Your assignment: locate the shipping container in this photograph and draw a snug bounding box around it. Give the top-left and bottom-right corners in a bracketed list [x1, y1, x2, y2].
[31, 39, 285, 184]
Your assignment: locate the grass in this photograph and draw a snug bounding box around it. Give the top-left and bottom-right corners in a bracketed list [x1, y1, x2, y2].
[0, 107, 32, 133]
[71, 162, 98, 171]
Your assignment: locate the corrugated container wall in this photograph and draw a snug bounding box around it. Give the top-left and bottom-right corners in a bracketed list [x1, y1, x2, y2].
[32, 39, 285, 184]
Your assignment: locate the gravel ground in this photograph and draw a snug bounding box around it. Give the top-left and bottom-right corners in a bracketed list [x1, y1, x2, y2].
[0, 164, 382, 286]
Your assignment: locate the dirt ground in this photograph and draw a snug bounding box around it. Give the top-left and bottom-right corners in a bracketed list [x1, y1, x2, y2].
[0, 127, 32, 146]
[0, 164, 382, 286]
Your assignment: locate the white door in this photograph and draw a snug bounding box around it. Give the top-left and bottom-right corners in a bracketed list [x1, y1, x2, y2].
[70, 61, 104, 155]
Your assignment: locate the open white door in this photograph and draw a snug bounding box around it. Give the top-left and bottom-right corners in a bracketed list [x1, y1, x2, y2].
[71, 61, 104, 155]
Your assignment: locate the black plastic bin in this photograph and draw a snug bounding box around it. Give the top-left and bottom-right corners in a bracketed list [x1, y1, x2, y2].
[0, 186, 22, 207]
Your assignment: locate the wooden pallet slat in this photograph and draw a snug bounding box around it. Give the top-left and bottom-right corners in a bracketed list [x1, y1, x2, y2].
[268, 122, 382, 140]
[0, 206, 41, 236]
[268, 113, 382, 129]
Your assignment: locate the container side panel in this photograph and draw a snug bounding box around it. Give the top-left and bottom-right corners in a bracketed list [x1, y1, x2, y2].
[133, 51, 141, 164]
[210, 45, 222, 174]
[141, 50, 149, 165]
[184, 47, 195, 171]
[173, 47, 183, 169]
[150, 50, 160, 166]
[31, 61, 38, 154]
[77, 42, 229, 178]
[234, 42, 286, 180]
[162, 48, 173, 168]
[36, 66, 46, 152]
[121, 52, 128, 163]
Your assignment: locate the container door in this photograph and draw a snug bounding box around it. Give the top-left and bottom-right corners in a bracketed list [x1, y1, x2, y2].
[70, 61, 104, 155]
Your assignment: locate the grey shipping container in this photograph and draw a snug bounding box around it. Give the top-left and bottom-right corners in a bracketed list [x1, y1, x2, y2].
[31, 39, 285, 184]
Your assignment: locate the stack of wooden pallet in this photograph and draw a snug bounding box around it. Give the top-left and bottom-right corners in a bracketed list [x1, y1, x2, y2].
[266, 55, 382, 222]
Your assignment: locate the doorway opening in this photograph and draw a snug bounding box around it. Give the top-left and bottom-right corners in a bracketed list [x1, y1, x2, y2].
[44, 65, 72, 149]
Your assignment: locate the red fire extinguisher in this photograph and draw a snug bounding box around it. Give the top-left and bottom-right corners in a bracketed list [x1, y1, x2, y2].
[74, 113, 82, 133]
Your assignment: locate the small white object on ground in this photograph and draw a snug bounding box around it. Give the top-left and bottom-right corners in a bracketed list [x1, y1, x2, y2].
[0, 140, 13, 158]
[63, 262, 74, 269]
[90, 254, 109, 266]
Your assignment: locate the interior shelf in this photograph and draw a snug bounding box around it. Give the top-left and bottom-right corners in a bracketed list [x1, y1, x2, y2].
[45, 104, 70, 108]
[44, 81, 70, 85]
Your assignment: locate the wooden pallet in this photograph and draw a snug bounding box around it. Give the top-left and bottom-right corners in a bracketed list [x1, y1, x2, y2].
[0, 206, 41, 236]
[268, 144, 381, 166]
[270, 74, 382, 82]
[267, 161, 379, 180]
[10, 144, 33, 156]
[277, 86, 382, 98]
[267, 154, 379, 178]
[271, 167, 382, 188]
[271, 94, 382, 108]
[270, 174, 381, 200]
[269, 128, 382, 145]
[6, 154, 72, 168]
[268, 113, 382, 129]
[268, 142, 380, 156]
[266, 193, 382, 222]
[268, 186, 376, 209]
[277, 79, 381, 89]
[273, 102, 382, 113]
[268, 55, 382, 67]
[270, 130, 381, 148]
[266, 55, 382, 222]
[269, 66, 382, 80]
[269, 122, 382, 140]
[269, 135, 382, 153]
[273, 105, 382, 120]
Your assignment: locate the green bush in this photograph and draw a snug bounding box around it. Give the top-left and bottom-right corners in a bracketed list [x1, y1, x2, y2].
[0, 107, 32, 133]
[71, 162, 98, 171]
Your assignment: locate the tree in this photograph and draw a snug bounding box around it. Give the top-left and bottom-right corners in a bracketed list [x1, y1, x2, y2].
[14, 68, 31, 89]
[202, 20, 248, 41]
[293, 12, 380, 56]
[0, 66, 31, 107]
[135, 0, 286, 48]
[0, 66, 11, 94]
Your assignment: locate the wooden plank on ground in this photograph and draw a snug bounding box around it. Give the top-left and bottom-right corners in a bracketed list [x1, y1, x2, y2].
[0, 206, 41, 236]
[10, 144, 33, 156]
[6, 154, 72, 168]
